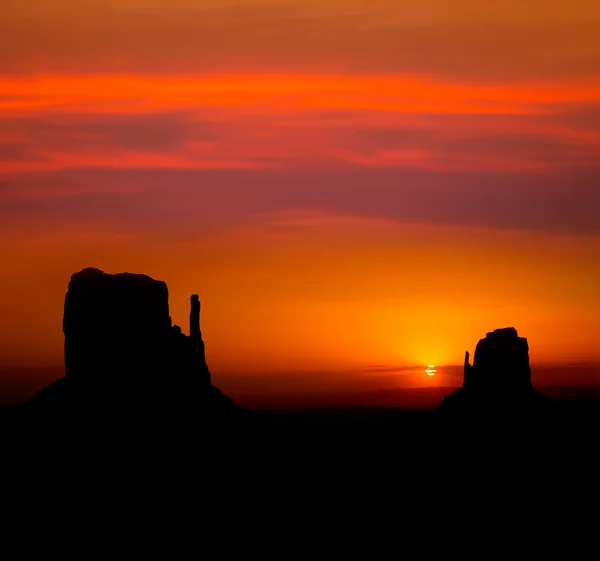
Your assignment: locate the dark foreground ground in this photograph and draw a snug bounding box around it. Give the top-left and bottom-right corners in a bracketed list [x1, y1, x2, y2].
[4, 398, 598, 460]
[2, 400, 598, 542]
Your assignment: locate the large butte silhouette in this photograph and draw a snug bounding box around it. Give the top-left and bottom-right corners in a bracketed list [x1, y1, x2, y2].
[24, 268, 243, 421]
[440, 327, 551, 413]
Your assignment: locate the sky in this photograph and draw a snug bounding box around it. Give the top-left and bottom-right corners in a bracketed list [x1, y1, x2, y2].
[1, 1, 599, 406]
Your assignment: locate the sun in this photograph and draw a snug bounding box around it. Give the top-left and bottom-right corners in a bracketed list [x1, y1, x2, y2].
[425, 364, 436, 376]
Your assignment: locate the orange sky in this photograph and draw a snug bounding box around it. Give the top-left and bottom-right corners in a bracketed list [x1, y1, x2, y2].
[1, 1, 599, 404]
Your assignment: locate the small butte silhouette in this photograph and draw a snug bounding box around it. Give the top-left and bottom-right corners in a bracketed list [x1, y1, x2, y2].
[440, 327, 551, 414]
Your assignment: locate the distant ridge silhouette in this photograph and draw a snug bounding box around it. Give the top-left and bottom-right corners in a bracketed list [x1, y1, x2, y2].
[439, 327, 551, 413]
[20, 268, 243, 422]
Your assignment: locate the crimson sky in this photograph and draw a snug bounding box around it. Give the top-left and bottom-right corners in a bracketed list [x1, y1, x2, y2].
[1, 1, 599, 406]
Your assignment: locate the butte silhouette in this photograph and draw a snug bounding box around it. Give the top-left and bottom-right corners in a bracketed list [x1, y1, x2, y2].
[22, 268, 243, 422]
[439, 327, 551, 414]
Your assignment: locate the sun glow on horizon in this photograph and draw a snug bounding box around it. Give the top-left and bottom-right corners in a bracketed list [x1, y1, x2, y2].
[426, 365, 437, 376]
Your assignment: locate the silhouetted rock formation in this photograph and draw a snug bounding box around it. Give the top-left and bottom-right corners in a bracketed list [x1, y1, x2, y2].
[440, 327, 550, 414]
[24, 268, 242, 422]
